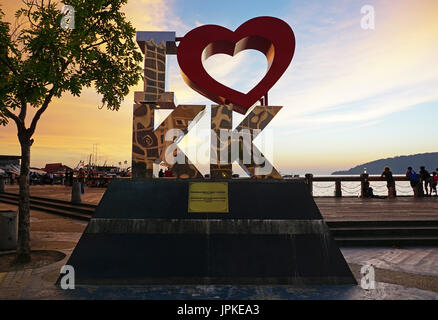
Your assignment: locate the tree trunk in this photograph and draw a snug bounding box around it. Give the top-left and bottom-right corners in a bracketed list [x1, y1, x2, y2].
[15, 138, 31, 264]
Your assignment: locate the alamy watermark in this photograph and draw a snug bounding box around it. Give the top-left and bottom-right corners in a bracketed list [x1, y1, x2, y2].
[360, 264, 376, 290]
[164, 127, 275, 176]
[60, 265, 75, 290]
[361, 5, 375, 30]
[60, 5, 75, 30]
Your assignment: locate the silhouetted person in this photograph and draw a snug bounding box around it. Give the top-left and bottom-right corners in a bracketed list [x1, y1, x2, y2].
[32, 172, 39, 185]
[78, 168, 86, 194]
[158, 169, 164, 178]
[406, 167, 420, 197]
[381, 166, 396, 198]
[419, 166, 431, 196]
[431, 171, 437, 196]
[363, 181, 374, 198]
[69, 170, 73, 186]
[65, 169, 69, 186]
[363, 181, 385, 199]
[88, 170, 94, 187]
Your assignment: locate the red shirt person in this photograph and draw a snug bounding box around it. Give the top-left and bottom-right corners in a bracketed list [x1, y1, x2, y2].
[164, 169, 173, 177]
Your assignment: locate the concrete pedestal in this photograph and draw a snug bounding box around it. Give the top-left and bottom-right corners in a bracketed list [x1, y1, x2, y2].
[62, 179, 356, 285]
[0, 211, 18, 251]
[71, 182, 82, 204]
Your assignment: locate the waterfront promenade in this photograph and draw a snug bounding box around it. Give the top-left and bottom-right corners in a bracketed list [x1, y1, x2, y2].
[1, 185, 438, 299]
[3, 185, 437, 221]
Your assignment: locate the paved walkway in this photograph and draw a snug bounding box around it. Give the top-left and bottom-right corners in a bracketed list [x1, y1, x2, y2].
[343, 247, 438, 277]
[0, 202, 87, 300]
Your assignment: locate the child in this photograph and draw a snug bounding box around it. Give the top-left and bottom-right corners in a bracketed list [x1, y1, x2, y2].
[432, 172, 438, 196]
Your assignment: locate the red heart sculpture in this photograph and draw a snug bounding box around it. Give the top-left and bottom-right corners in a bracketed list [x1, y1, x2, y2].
[177, 16, 295, 114]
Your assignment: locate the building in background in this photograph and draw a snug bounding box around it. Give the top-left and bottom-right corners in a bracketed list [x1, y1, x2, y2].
[0, 155, 21, 176]
[42, 163, 72, 174]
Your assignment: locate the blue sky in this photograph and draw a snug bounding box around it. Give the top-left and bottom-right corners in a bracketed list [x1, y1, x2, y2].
[163, 0, 438, 174]
[1, 0, 437, 174]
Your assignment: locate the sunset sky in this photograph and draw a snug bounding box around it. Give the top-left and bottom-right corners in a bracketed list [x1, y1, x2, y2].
[1, 0, 437, 175]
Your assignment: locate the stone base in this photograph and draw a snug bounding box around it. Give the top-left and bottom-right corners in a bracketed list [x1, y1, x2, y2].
[61, 179, 356, 285]
[0, 210, 18, 251]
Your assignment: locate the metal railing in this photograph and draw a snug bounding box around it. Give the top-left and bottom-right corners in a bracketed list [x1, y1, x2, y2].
[303, 173, 416, 197]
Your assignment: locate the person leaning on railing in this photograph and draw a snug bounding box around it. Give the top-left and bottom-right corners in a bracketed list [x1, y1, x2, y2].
[381, 167, 396, 198]
[406, 167, 420, 197]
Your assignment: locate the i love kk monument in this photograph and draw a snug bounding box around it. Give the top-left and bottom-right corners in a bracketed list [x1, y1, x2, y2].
[64, 17, 356, 285]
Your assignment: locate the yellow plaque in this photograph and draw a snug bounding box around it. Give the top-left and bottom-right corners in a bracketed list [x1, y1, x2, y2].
[188, 182, 229, 213]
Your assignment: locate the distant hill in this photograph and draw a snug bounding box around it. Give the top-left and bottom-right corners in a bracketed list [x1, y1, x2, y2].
[332, 152, 438, 175]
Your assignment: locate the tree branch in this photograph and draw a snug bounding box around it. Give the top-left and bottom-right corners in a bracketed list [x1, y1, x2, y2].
[28, 86, 55, 136]
[10, 18, 28, 40]
[0, 55, 19, 76]
[27, 46, 73, 136]
[83, 39, 109, 51]
[2, 106, 24, 130]
[25, 0, 38, 28]
[18, 99, 27, 121]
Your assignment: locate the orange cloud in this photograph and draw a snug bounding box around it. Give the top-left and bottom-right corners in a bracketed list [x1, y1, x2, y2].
[0, 0, 176, 168]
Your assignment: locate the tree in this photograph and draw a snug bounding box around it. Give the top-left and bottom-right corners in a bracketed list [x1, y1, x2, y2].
[0, 0, 142, 263]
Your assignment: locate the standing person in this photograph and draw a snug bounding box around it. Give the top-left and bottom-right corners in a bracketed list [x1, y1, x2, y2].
[49, 172, 54, 185]
[30, 172, 37, 185]
[78, 168, 86, 194]
[381, 166, 396, 198]
[87, 169, 94, 187]
[158, 169, 164, 178]
[69, 170, 73, 186]
[406, 167, 420, 197]
[419, 166, 431, 196]
[431, 171, 437, 196]
[65, 169, 69, 186]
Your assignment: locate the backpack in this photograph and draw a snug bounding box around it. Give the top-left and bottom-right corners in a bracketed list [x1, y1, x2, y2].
[408, 170, 419, 182]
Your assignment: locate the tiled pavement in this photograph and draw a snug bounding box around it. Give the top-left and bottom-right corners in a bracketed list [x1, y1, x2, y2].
[2, 273, 438, 300]
[1, 244, 438, 299]
[0, 269, 33, 299]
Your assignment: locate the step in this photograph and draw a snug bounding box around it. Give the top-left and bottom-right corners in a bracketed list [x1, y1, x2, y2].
[0, 198, 91, 221]
[0, 194, 94, 216]
[327, 220, 438, 228]
[331, 226, 438, 236]
[335, 235, 438, 246]
[331, 226, 438, 230]
[0, 194, 95, 215]
[1, 191, 97, 209]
